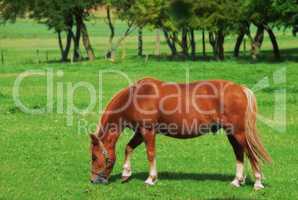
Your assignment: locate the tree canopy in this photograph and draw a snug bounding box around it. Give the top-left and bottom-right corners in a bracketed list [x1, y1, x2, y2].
[1, 0, 298, 61]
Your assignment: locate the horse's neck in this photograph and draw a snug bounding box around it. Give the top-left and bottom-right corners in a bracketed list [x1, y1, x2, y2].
[98, 87, 130, 147]
[99, 108, 123, 149]
[101, 127, 121, 154]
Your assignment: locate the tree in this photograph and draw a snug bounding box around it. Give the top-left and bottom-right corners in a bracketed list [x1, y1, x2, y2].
[240, 0, 298, 60]
[0, 0, 100, 62]
[169, 0, 195, 58]
[273, 0, 298, 37]
[104, 1, 136, 60]
[194, 0, 241, 60]
[104, 0, 164, 59]
[138, 28, 143, 56]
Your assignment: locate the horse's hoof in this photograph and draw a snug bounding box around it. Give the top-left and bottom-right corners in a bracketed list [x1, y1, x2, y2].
[254, 182, 265, 190]
[145, 177, 157, 186]
[240, 176, 246, 185]
[231, 179, 240, 187]
[121, 176, 131, 183]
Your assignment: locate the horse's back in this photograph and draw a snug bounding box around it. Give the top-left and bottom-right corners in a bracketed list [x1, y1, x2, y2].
[117, 78, 248, 135]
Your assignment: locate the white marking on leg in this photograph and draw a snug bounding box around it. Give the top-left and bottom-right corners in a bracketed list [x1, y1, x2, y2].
[122, 162, 132, 177]
[254, 171, 264, 190]
[236, 161, 244, 179]
[231, 161, 245, 187]
[145, 159, 158, 185]
[122, 147, 133, 178]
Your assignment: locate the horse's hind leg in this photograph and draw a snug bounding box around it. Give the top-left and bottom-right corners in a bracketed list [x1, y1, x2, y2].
[227, 133, 246, 187]
[229, 131, 265, 190]
[247, 147, 264, 190]
[121, 131, 143, 182]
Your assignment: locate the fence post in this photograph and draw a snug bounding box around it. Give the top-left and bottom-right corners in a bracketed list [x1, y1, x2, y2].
[121, 41, 126, 60]
[36, 49, 40, 64]
[46, 51, 49, 62]
[1, 50, 4, 65]
[70, 52, 73, 64]
[145, 54, 149, 64]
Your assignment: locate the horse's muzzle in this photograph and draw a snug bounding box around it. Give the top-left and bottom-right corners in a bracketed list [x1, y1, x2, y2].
[90, 175, 108, 184]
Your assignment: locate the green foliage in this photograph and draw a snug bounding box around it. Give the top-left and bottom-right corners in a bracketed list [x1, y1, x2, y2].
[108, 0, 164, 28]
[1, 0, 298, 60]
[0, 0, 28, 22]
[273, 0, 298, 28]
[0, 0, 102, 31]
[195, 0, 242, 33]
[243, 0, 298, 28]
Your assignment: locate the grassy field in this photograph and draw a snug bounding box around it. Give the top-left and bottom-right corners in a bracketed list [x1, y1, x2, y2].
[1, 20, 298, 200]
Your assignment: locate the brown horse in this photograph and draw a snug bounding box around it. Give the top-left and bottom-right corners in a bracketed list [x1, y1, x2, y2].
[90, 78, 271, 190]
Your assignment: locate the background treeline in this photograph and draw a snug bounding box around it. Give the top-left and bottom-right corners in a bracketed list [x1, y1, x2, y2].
[1, 0, 298, 62]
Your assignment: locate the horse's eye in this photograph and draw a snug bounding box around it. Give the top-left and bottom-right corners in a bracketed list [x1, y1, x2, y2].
[92, 155, 97, 161]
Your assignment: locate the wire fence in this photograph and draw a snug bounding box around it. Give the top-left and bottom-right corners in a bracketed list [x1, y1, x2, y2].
[0, 49, 63, 66]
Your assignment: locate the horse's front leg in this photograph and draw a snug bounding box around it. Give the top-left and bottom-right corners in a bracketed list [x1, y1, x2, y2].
[140, 127, 157, 186]
[122, 131, 143, 182]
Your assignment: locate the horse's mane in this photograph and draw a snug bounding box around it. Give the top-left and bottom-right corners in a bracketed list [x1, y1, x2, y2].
[96, 77, 161, 138]
[96, 87, 130, 138]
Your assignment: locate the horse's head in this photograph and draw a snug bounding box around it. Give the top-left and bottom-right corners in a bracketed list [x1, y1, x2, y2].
[89, 134, 111, 184]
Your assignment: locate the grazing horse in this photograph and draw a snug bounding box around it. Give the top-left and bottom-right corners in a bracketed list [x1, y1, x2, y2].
[90, 78, 271, 190]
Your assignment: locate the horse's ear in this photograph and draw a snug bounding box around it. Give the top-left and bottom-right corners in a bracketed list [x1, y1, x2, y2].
[90, 134, 99, 145]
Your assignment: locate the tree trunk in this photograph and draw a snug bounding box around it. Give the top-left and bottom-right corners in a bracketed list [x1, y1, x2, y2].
[73, 18, 82, 61]
[138, 27, 143, 56]
[209, 32, 217, 57]
[209, 31, 224, 60]
[155, 29, 160, 56]
[251, 25, 264, 60]
[58, 31, 64, 60]
[63, 30, 73, 61]
[106, 5, 115, 60]
[57, 30, 73, 62]
[189, 28, 196, 60]
[163, 30, 177, 57]
[81, 20, 95, 61]
[181, 28, 188, 56]
[217, 30, 225, 60]
[254, 25, 264, 47]
[265, 25, 280, 59]
[202, 29, 206, 57]
[173, 32, 178, 53]
[105, 23, 134, 62]
[234, 31, 245, 57]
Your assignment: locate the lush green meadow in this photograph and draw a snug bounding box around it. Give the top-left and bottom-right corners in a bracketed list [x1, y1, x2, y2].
[1, 20, 298, 200]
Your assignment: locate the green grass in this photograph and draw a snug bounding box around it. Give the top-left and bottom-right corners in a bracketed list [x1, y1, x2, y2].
[1, 20, 298, 200]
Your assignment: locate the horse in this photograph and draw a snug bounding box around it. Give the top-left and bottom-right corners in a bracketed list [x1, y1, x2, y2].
[89, 77, 271, 190]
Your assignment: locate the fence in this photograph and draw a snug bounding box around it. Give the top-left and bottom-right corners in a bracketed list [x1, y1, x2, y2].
[0, 37, 250, 66]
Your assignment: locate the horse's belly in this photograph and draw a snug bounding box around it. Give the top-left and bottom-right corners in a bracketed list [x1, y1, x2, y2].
[156, 117, 212, 138]
[161, 132, 204, 139]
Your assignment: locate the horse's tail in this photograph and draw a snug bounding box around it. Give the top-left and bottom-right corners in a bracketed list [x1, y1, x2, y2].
[242, 87, 272, 164]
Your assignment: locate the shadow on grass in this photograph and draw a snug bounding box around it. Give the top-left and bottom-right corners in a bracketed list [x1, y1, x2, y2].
[15, 47, 298, 66]
[136, 47, 298, 64]
[109, 171, 253, 184]
[205, 198, 253, 200]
